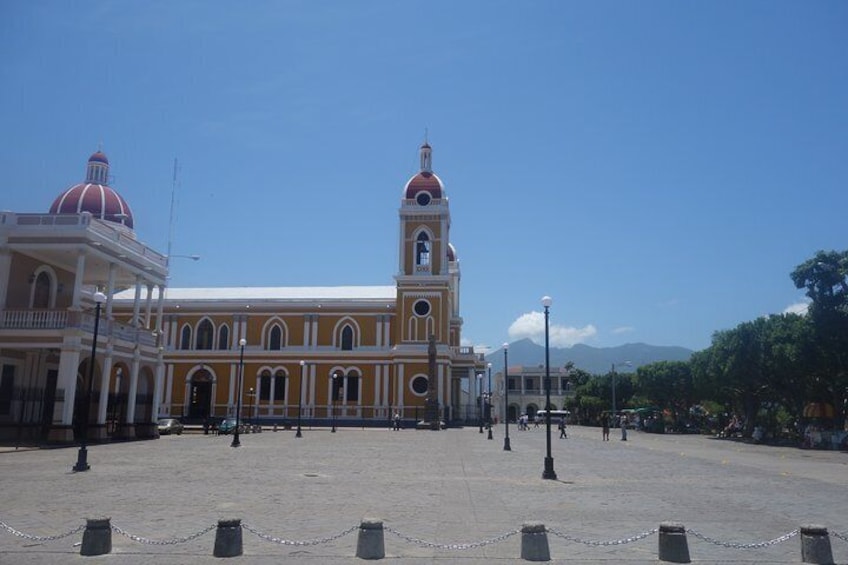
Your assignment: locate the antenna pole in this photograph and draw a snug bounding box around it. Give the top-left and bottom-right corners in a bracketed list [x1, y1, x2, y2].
[166, 158, 178, 267]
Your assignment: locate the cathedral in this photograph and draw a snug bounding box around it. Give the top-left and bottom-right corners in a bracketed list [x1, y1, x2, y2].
[0, 142, 486, 442]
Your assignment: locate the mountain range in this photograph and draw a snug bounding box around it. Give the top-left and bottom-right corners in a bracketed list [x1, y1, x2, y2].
[484, 339, 694, 375]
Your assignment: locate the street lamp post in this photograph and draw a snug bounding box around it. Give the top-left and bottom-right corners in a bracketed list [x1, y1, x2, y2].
[477, 373, 483, 433]
[503, 343, 511, 451]
[231, 338, 246, 448]
[331, 371, 340, 432]
[73, 291, 106, 472]
[487, 363, 493, 440]
[541, 296, 557, 480]
[296, 361, 305, 438]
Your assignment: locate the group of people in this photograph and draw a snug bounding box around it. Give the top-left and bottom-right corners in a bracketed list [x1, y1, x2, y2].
[516, 414, 535, 430]
[601, 413, 628, 441]
[513, 414, 568, 438]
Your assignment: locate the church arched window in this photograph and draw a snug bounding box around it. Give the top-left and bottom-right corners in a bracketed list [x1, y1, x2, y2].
[274, 370, 286, 403]
[196, 319, 214, 350]
[341, 325, 354, 351]
[416, 232, 430, 266]
[269, 325, 283, 350]
[218, 325, 230, 350]
[180, 325, 192, 350]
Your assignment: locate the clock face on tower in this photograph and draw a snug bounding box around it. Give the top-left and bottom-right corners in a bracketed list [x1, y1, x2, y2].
[416, 192, 431, 206]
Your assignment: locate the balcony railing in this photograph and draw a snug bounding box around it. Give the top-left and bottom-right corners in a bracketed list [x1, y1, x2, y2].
[0, 310, 68, 329]
[1, 309, 155, 346]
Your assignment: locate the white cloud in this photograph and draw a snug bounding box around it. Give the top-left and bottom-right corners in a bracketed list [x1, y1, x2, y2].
[508, 311, 597, 347]
[612, 326, 635, 335]
[783, 301, 809, 315]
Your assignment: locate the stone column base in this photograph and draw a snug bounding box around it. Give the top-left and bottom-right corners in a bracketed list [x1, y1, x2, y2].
[47, 426, 75, 443]
[113, 424, 136, 440]
[134, 423, 157, 439]
[90, 425, 109, 441]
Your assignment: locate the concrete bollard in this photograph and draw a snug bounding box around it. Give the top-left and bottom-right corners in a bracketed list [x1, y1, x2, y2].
[80, 517, 112, 556]
[658, 522, 690, 563]
[213, 518, 243, 558]
[355, 518, 385, 559]
[520, 522, 550, 561]
[800, 524, 834, 565]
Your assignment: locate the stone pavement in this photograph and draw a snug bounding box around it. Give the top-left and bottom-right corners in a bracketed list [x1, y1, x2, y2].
[1, 423, 847, 564]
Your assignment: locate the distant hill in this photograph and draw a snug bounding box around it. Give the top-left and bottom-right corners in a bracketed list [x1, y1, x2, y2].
[485, 339, 693, 375]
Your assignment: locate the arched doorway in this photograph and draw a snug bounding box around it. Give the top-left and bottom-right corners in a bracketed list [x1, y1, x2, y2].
[188, 369, 214, 421]
[507, 404, 519, 423]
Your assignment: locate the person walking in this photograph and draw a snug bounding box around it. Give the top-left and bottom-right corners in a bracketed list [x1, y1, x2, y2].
[558, 417, 567, 439]
[620, 414, 628, 441]
[393, 412, 401, 431]
[602, 414, 610, 441]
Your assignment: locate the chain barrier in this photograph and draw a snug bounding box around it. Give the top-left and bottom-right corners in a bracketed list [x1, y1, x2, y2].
[0, 520, 85, 542]
[3, 518, 845, 556]
[111, 523, 217, 545]
[547, 526, 658, 546]
[686, 527, 799, 549]
[384, 525, 522, 550]
[242, 523, 358, 546]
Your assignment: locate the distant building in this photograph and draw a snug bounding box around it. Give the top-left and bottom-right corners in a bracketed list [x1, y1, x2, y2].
[493, 364, 575, 422]
[0, 142, 486, 442]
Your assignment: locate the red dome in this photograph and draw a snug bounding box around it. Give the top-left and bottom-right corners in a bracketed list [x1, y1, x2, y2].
[49, 183, 134, 228]
[404, 171, 444, 200]
[88, 151, 109, 164]
[447, 243, 457, 262]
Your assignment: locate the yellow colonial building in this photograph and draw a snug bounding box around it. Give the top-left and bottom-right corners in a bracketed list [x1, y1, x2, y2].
[0, 142, 486, 443]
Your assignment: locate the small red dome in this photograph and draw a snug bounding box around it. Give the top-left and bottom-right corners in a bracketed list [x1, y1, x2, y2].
[88, 151, 109, 164]
[447, 243, 457, 262]
[404, 171, 444, 200]
[50, 183, 134, 228]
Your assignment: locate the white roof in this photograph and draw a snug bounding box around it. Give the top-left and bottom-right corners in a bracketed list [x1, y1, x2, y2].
[113, 286, 396, 302]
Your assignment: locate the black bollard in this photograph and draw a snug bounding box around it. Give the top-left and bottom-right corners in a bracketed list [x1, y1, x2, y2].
[80, 517, 112, 556]
[800, 524, 834, 565]
[658, 522, 690, 563]
[213, 518, 243, 558]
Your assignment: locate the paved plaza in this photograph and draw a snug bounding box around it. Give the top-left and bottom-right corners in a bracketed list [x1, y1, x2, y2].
[1, 423, 846, 564]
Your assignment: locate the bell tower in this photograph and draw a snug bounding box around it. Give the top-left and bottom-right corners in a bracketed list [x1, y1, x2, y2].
[395, 141, 453, 347]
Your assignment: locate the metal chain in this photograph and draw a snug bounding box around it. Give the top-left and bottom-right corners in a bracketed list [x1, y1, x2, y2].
[686, 528, 799, 549]
[384, 525, 522, 550]
[831, 530, 848, 543]
[547, 527, 658, 546]
[242, 523, 358, 546]
[0, 521, 85, 542]
[111, 523, 217, 545]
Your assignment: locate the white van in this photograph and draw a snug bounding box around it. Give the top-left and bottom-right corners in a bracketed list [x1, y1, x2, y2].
[534, 409, 570, 423]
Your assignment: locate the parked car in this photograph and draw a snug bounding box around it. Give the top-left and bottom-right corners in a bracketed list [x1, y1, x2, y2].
[217, 418, 248, 435]
[157, 418, 184, 435]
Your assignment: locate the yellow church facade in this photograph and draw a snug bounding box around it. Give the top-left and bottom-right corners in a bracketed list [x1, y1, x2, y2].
[131, 141, 485, 427]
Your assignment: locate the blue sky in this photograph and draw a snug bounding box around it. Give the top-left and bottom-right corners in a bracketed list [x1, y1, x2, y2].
[2, 1, 846, 353]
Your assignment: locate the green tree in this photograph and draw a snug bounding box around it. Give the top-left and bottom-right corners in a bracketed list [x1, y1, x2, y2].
[791, 250, 848, 426]
[760, 313, 815, 425]
[634, 361, 694, 424]
[702, 319, 773, 435]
